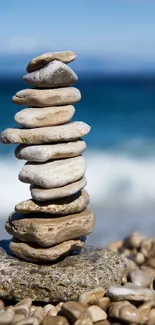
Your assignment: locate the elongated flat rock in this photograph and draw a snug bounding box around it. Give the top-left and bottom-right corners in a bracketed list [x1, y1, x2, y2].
[19, 156, 86, 188]
[12, 87, 81, 107]
[5, 209, 95, 247]
[24, 60, 78, 88]
[26, 51, 76, 72]
[1, 122, 90, 145]
[15, 190, 89, 215]
[107, 284, 155, 302]
[10, 238, 84, 263]
[0, 245, 125, 302]
[31, 177, 87, 201]
[15, 105, 75, 128]
[15, 141, 86, 162]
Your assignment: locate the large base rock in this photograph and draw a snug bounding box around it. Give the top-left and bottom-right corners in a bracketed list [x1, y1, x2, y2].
[0, 241, 126, 302]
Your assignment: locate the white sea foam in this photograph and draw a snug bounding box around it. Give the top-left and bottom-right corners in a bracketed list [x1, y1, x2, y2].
[1, 151, 155, 216]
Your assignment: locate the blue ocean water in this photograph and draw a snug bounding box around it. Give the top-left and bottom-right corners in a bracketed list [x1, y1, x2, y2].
[1, 76, 155, 244]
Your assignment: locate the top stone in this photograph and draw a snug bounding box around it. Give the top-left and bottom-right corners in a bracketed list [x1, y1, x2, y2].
[23, 60, 78, 88]
[26, 51, 76, 73]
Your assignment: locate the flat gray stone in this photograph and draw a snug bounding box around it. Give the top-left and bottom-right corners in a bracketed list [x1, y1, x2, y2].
[1, 122, 90, 145]
[31, 177, 87, 201]
[19, 156, 86, 188]
[6, 209, 95, 247]
[10, 238, 85, 263]
[15, 141, 86, 162]
[15, 105, 75, 128]
[26, 51, 76, 72]
[15, 190, 89, 215]
[12, 87, 81, 107]
[0, 243, 126, 302]
[23, 60, 78, 88]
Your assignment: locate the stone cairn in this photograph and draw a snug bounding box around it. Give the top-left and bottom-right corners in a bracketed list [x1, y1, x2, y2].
[0, 51, 95, 263]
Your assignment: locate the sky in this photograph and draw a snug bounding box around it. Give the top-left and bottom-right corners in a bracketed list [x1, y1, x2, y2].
[0, 0, 155, 73]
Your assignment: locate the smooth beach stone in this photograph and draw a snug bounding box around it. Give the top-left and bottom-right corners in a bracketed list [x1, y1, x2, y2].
[79, 287, 105, 306]
[75, 316, 93, 325]
[140, 238, 155, 259]
[31, 177, 87, 201]
[61, 301, 84, 323]
[32, 307, 45, 323]
[0, 310, 14, 325]
[138, 300, 155, 324]
[92, 297, 110, 311]
[15, 105, 75, 128]
[147, 308, 155, 325]
[42, 315, 69, 325]
[24, 60, 78, 88]
[15, 141, 86, 162]
[13, 317, 39, 325]
[12, 314, 25, 324]
[26, 51, 76, 72]
[1, 122, 90, 145]
[124, 232, 146, 249]
[13, 298, 32, 317]
[19, 156, 86, 189]
[108, 301, 141, 324]
[0, 245, 125, 302]
[47, 307, 58, 317]
[15, 190, 89, 215]
[128, 269, 152, 288]
[10, 238, 85, 263]
[44, 304, 57, 316]
[5, 209, 95, 247]
[86, 306, 107, 323]
[12, 87, 81, 107]
[107, 284, 155, 302]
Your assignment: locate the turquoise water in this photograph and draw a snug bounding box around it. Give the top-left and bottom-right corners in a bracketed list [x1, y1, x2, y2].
[1, 76, 155, 244]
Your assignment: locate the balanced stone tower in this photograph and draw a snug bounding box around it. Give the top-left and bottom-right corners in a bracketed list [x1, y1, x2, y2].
[1, 51, 95, 263]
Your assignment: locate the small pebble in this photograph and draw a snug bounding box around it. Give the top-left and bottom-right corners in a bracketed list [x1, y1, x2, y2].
[32, 306, 44, 323]
[55, 302, 63, 313]
[107, 284, 155, 301]
[88, 297, 110, 311]
[13, 317, 39, 325]
[147, 308, 155, 325]
[134, 252, 145, 265]
[30, 305, 37, 316]
[108, 301, 141, 324]
[146, 258, 155, 268]
[14, 298, 32, 317]
[47, 305, 58, 316]
[124, 232, 146, 249]
[79, 287, 105, 306]
[12, 314, 25, 324]
[0, 299, 4, 308]
[0, 310, 14, 325]
[61, 301, 84, 324]
[86, 305, 107, 323]
[138, 300, 155, 324]
[140, 238, 155, 259]
[44, 304, 57, 316]
[128, 269, 152, 288]
[106, 241, 123, 253]
[42, 315, 69, 325]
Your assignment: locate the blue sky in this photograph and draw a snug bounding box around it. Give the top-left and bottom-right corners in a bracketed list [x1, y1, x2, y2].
[1, 0, 155, 57]
[0, 0, 155, 73]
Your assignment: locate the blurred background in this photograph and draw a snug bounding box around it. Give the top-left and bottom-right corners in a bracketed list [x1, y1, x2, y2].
[0, 0, 155, 246]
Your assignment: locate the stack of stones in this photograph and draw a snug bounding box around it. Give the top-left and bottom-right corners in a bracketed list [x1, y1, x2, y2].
[1, 51, 95, 263]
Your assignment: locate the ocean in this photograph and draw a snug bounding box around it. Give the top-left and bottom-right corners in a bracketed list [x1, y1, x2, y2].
[1, 75, 155, 246]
